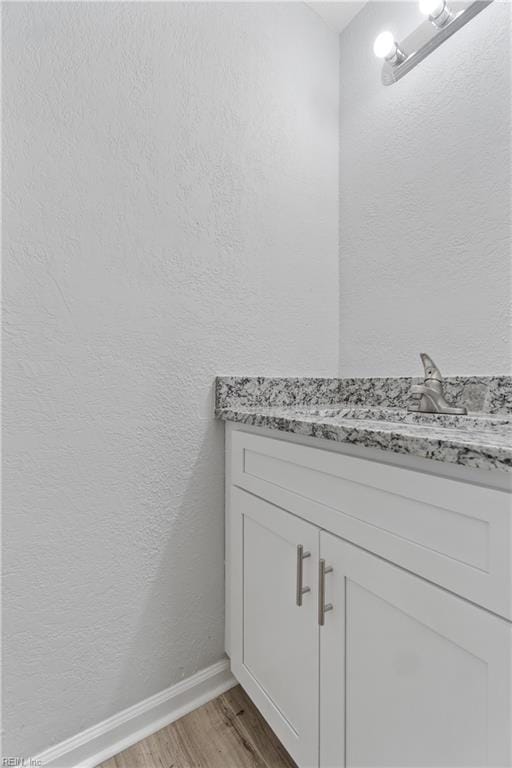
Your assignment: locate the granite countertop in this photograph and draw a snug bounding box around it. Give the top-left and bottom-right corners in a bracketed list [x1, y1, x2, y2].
[215, 376, 512, 473]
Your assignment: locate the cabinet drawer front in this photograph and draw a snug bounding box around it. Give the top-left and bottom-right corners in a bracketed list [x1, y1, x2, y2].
[232, 430, 512, 618]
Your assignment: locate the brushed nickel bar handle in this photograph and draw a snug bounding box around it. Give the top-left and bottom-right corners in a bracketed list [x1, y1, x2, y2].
[296, 544, 311, 606]
[318, 558, 333, 626]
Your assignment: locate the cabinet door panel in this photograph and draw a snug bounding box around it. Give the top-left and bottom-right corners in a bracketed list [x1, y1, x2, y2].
[320, 532, 512, 768]
[230, 487, 319, 768]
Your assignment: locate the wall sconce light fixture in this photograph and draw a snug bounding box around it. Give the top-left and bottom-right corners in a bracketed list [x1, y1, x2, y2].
[374, 0, 493, 85]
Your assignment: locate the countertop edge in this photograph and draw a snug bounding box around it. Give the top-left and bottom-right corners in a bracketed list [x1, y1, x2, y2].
[216, 408, 512, 475]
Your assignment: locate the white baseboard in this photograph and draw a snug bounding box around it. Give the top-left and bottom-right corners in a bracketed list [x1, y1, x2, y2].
[34, 659, 236, 768]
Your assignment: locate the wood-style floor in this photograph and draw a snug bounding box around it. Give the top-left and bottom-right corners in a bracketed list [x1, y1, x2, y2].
[98, 685, 297, 768]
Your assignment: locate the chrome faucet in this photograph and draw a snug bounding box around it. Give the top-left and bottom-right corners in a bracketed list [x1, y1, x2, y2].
[408, 353, 467, 415]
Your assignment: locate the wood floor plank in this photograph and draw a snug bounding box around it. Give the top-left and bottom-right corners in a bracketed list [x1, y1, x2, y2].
[97, 685, 297, 768]
[216, 686, 297, 768]
[172, 697, 267, 768]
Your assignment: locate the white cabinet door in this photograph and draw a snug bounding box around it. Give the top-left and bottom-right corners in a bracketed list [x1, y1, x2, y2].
[320, 531, 512, 768]
[230, 486, 319, 768]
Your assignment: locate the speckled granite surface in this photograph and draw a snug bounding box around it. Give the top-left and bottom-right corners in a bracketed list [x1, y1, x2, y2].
[216, 375, 512, 414]
[215, 377, 512, 473]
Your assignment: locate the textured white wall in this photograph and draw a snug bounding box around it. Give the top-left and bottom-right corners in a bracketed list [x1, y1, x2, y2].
[3, 2, 339, 756]
[339, 1, 511, 377]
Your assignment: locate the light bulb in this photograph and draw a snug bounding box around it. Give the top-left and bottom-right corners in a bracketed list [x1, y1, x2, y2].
[419, 0, 445, 17]
[373, 31, 406, 66]
[373, 30, 397, 60]
[419, 0, 452, 26]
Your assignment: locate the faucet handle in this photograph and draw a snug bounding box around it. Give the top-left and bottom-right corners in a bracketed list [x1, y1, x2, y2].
[420, 352, 443, 382]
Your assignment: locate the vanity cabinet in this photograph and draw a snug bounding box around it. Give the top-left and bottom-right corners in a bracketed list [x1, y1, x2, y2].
[226, 427, 512, 768]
